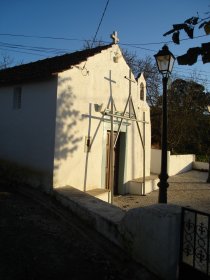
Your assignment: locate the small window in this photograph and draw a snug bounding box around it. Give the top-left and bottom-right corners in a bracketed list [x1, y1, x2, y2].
[140, 83, 144, 101]
[13, 87, 22, 109]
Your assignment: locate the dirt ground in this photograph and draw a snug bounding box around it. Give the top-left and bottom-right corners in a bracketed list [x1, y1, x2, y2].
[1, 170, 207, 280]
[113, 170, 210, 213]
[0, 184, 158, 280]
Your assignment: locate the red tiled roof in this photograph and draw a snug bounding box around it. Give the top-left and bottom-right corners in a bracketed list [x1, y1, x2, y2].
[0, 44, 112, 86]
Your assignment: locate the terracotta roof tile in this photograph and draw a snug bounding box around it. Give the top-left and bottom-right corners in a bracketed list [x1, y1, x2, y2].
[0, 44, 112, 86]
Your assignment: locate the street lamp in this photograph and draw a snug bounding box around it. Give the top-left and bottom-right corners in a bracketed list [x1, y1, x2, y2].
[154, 45, 175, 203]
[207, 106, 210, 183]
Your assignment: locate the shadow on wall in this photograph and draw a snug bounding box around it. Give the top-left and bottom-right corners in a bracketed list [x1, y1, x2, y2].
[54, 77, 83, 170]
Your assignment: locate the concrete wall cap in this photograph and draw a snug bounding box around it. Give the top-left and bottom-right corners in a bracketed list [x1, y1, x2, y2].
[124, 203, 182, 219]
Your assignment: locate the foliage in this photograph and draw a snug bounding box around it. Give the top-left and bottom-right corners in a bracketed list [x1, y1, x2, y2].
[196, 154, 209, 163]
[122, 50, 161, 107]
[163, 12, 210, 65]
[156, 9, 210, 159]
[82, 38, 106, 49]
[0, 53, 13, 69]
[83, 36, 210, 158]
[152, 78, 210, 157]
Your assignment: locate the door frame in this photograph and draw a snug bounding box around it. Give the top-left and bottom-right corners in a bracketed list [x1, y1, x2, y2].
[105, 130, 121, 194]
[101, 123, 127, 194]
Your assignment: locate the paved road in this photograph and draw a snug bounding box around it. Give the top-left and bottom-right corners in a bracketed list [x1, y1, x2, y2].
[1, 170, 207, 280]
[113, 170, 210, 213]
[0, 184, 158, 280]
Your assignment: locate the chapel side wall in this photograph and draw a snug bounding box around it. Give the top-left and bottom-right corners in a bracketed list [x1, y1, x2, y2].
[53, 70, 105, 190]
[0, 78, 57, 190]
[137, 74, 151, 178]
[144, 105, 151, 176]
[53, 45, 151, 191]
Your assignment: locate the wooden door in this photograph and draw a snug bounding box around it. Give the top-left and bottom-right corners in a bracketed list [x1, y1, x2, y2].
[105, 131, 120, 195]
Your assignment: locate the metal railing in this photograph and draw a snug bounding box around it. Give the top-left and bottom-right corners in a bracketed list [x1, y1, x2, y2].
[179, 207, 210, 279]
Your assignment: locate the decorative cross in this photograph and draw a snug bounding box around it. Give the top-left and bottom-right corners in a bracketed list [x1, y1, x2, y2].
[104, 70, 116, 110]
[104, 70, 116, 86]
[111, 31, 119, 44]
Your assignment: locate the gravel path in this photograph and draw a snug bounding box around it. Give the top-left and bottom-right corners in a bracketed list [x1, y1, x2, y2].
[0, 184, 158, 280]
[113, 170, 210, 213]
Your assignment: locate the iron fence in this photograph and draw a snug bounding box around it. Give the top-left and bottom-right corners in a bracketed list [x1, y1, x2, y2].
[179, 207, 210, 279]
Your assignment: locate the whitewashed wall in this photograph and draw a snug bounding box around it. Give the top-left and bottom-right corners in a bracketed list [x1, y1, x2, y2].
[193, 161, 209, 170]
[169, 153, 195, 175]
[0, 78, 58, 189]
[151, 149, 195, 176]
[53, 45, 151, 192]
[150, 149, 164, 175]
[0, 45, 151, 193]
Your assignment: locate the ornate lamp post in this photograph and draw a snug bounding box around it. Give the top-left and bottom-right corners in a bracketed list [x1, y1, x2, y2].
[154, 45, 175, 203]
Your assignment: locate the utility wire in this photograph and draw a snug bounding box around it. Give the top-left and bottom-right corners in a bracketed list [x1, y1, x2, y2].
[0, 33, 83, 42]
[174, 66, 210, 74]
[0, 33, 208, 49]
[0, 41, 71, 55]
[0, 47, 46, 57]
[122, 34, 208, 46]
[1, 41, 209, 83]
[0, 28, 209, 83]
[82, 0, 110, 70]
[90, 0, 110, 48]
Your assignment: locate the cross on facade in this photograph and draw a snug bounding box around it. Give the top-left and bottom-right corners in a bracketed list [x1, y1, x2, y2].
[111, 31, 119, 44]
[104, 70, 116, 110]
[104, 71, 116, 85]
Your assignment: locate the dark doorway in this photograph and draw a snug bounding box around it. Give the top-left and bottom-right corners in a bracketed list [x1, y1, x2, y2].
[105, 131, 123, 195]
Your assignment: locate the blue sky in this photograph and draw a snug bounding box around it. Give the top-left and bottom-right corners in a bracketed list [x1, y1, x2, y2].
[1, 0, 210, 89]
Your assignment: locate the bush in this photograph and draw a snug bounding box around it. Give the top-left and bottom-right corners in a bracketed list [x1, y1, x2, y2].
[196, 155, 209, 162]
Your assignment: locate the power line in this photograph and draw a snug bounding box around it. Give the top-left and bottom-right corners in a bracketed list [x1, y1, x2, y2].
[174, 66, 210, 74]
[0, 33, 83, 42]
[83, 0, 110, 69]
[2, 43, 209, 83]
[0, 32, 208, 51]
[122, 34, 208, 46]
[91, 0, 110, 47]
[0, 41, 72, 55]
[0, 31, 209, 85]
[172, 73, 210, 86]
[0, 47, 46, 57]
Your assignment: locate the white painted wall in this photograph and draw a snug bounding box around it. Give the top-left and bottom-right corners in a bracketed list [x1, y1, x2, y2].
[53, 45, 151, 192]
[169, 153, 195, 175]
[151, 149, 195, 176]
[0, 78, 57, 187]
[0, 45, 151, 193]
[150, 149, 164, 175]
[122, 204, 181, 280]
[193, 161, 209, 170]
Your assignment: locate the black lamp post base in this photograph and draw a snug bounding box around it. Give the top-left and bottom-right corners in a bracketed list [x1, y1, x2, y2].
[158, 173, 169, 203]
[207, 161, 210, 183]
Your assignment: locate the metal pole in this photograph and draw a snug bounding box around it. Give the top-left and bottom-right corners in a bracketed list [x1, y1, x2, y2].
[113, 73, 135, 148]
[129, 71, 132, 118]
[110, 83, 114, 204]
[207, 158, 210, 183]
[130, 98, 144, 148]
[113, 95, 131, 148]
[207, 107, 210, 183]
[158, 76, 169, 203]
[142, 111, 146, 195]
[105, 112, 148, 124]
